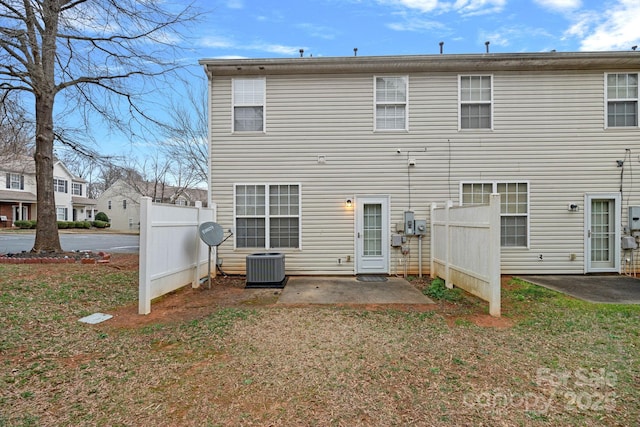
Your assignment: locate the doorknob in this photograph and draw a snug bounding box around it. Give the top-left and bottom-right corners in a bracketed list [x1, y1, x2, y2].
[357, 232, 361, 238]
[587, 230, 591, 238]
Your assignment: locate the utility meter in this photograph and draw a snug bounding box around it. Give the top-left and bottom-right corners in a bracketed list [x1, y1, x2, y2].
[404, 211, 414, 235]
[414, 220, 427, 236]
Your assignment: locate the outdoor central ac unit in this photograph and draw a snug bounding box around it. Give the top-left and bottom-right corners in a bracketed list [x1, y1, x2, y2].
[246, 253, 286, 286]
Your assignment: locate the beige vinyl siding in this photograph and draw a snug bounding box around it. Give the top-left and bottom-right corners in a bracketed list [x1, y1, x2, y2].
[208, 67, 640, 275]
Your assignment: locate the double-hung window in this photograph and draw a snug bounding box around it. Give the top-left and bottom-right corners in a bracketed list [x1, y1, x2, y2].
[6, 173, 23, 190]
[375, 76, 408, 131]
[459, 75, 492, 129]
[233, 78, 265, 132]
[461, 181, 529, 247]
[72, 183, 82, 196]
[53, 178, 67, 193]
[235, 184, 300, 249]
[56, 207, 68, 221]
[606, 73, 638, 127]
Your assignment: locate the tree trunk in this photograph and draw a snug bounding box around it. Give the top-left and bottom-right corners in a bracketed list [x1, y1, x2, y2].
[32, 91, 62, 253]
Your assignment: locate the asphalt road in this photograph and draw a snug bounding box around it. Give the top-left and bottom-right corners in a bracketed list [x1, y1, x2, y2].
[0, 232, 140, 254]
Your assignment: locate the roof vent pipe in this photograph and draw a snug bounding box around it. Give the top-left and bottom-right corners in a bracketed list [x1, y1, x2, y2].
[485, 41, 490, 53]
[439, 41, 444, 54]
[299, 49, 304, 58]
[354, 47, 358, 56]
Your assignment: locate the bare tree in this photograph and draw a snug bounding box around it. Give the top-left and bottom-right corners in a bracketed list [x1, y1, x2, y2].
[0, 0, 200, 253]
[160, 79, 208, 187]
[0, 91, 33, 158]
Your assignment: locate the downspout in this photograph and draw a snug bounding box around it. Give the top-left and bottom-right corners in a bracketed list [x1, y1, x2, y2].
[203, 65, 213, 213]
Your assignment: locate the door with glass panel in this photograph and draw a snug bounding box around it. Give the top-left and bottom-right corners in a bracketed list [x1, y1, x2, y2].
[355, 196, 389, 274]
[585, 194, 620, 272]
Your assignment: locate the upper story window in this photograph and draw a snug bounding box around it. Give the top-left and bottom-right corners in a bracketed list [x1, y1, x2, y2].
[123, 200, 127, 209]
[461, 181, 529, 247]
[6, 173, 24, 190]
[235, 184, 300, 249]
[108, 200, 112, 210]
[375, 76, 408, 131]
[233, 78, 265, 132]
[72, 182, 82, 196]
[606, 73, 638, 128]
[53, 178, 68, 193]
[459, 75, 492, 130]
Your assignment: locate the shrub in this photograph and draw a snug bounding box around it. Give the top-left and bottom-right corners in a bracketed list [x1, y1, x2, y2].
[14, 220, 31, 229]
[78, 221, 92, 229]
[92, 220, 108, 228]
[95, 211, 110, 222]
[57, 221, 70, 229]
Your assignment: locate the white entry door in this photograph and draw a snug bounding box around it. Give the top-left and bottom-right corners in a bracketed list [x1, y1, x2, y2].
[585, 194, 621, 273]
[355, 196, 389, 274]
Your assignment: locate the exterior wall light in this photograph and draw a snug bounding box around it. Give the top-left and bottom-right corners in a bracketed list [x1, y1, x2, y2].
[346, 199, 353, 208]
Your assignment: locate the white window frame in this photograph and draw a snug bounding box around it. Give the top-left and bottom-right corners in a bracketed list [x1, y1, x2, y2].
[234, 183, 301, 249]
[605, 73, 639, 128]
[374, 76, 408, 132]
[72, 182, 82, 196]
[9, 173, 22, 190]
[460, 180, 530, 248]
[56, 207, 68, 221]
[459, 75, 493, 130]
[232, 78, 266, 133]
[53, 178, 68, 193]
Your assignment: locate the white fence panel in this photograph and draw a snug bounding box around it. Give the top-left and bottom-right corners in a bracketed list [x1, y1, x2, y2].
[430, 195, 501, 316]
[138, 197, 216, 315]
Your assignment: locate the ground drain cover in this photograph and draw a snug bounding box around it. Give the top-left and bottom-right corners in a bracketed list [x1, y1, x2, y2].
[356, 275, 388, 282]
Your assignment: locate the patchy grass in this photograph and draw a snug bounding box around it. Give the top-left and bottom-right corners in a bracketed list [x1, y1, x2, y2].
[1, 261, 639, 426]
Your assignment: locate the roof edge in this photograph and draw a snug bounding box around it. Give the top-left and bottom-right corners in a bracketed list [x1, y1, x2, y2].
[199, 51, 640, 76]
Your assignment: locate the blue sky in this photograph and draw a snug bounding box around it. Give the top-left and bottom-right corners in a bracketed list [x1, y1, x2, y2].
[81, 0, 639, 162]
[195, 0, 640, 59]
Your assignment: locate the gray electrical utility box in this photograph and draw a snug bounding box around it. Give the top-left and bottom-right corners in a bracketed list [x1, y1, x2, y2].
[629, 206, 640, 231]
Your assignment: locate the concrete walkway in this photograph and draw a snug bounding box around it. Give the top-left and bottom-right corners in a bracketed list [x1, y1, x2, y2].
[518, 275, 640, 304]
[277, 276, 434, 305]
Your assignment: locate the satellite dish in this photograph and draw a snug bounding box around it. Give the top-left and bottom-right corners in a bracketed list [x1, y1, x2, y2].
[199, 222, 224, 247]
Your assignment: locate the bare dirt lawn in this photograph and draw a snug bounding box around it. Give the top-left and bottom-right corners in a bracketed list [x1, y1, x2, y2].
[1, 254, 638, 426]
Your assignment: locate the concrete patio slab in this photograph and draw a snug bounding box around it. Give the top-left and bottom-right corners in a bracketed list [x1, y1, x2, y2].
[277, 276, 434, 305]
[518, 275, 640, 304]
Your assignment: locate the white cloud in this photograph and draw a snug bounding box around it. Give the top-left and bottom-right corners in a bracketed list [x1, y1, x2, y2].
[380, 0, 439, 13]
[387, 18, 448, 32]
[226, 0, 244, 9]
[199, 36, 235, 49]
[379, 0, 506, 17]
[248, 43, 303, 56]
[570, 0, 640, 50]
[296, 23, 339, 40]
[480, 26, 554, 48]
[534, 0, 581, 12]
[451, 0, 507, 16]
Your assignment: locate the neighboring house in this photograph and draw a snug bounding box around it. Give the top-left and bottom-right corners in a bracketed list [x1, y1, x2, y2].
[0, 155, 96, 227]
[200, 51, 640, 276]
[96, 178, 207, 231]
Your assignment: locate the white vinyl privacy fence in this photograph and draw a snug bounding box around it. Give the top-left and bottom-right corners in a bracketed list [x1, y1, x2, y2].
[138, 197, 216, 315]
[430, 195, 501, 317]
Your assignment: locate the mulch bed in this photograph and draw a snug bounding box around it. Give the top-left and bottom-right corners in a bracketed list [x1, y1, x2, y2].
[0, 250, 111, 264]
